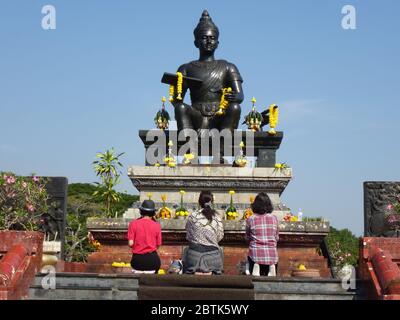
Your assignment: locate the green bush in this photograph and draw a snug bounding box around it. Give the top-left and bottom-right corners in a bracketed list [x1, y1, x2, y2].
[326, 227, 359, 268]
[64, 195, 102, 262]
[68, 183, 138, 215]
[64, 183, 138, 262]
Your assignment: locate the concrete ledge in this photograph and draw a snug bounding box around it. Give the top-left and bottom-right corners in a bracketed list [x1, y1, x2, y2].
[87, 218, 329, 233]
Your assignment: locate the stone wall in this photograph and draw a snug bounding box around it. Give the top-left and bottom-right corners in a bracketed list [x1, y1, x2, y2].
[364, 181, 400, 237]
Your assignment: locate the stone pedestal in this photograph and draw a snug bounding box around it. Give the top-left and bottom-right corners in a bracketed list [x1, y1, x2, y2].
[42, 241, 61, 270]
[127, 166, 292, 220]
[139, 130, 283, 168]
[128, 129, 292, 220]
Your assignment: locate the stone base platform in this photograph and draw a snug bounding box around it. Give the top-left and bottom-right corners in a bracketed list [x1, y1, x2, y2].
[86, 218, 333, 278]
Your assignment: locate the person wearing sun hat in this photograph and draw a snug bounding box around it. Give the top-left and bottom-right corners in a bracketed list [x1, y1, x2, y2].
[127, 199, 162, 273]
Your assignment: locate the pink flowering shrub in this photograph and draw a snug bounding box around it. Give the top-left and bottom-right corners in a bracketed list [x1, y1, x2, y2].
[385, 195, 400, 232]
[0, 172, 49, 231]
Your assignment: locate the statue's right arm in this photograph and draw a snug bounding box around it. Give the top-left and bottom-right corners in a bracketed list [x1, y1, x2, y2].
[172, 64, 189, 108]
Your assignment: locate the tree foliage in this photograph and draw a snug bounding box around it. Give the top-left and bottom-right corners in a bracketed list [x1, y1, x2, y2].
[93, 148, 125, 217]
[64, 183, 138, 262]
[68, 183, 138, 215]
[64, 195, 102, 262]
[326, 227, 360, 268]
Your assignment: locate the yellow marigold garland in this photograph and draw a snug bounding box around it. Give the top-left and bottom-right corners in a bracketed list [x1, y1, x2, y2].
[176, 72, 183, 100]
[216, 87, 232, 116]
[169, 85, 175, 102]
[268, 104, 279, 135]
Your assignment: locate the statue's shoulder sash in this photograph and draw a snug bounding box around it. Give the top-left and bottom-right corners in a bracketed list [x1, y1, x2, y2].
[189, 60, 228, 96]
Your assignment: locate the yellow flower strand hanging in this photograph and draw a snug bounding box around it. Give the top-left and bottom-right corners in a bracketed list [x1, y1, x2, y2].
[169, 85, 175, 102]
[176, 72, 183, 101]
[216, 87, 232, 116]
[268, 104, 279, 135]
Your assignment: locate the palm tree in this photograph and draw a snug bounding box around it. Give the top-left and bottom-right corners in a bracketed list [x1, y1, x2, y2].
[92, 148, 124, 217]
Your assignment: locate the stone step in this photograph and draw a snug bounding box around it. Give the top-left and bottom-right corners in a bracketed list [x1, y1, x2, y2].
[254, 277, 355, 300]
[278, 269, 332, 278]
[29, 273, 140, 300]
[278, 253, 323, 259]
[29, 273, 355, 300]
[87, 252, 132, 264]
[28, 287, 138, 300]
[278, 260, 329, 269]
[253, 278, 345, 294]
[33, 273, 139, 290]
[279, 255, 326, 261]
[255, 292, 355, 300]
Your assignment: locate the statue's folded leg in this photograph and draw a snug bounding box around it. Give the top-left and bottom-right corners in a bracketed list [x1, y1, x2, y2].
[174, 103, 194, 130]
[191, 108, 207, 132]
[209, 103, 241, 164]
[219, 103, 241, 130]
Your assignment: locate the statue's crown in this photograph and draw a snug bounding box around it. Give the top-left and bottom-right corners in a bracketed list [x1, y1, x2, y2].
[194, 10, 219, 38]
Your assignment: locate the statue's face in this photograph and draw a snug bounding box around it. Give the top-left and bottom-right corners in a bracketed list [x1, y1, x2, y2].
[195, 29, 219, 53]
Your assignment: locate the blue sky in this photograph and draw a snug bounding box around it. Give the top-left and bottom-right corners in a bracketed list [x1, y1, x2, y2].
[1, 0, 399, 236]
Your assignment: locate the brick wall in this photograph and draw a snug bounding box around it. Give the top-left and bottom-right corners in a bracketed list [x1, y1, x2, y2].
[85, 234, 330, 277]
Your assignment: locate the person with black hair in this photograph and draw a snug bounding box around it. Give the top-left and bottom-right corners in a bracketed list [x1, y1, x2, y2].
[245, 192, 279, 276]
[183, 190, 224, 274]
[127, 200, 162, 273]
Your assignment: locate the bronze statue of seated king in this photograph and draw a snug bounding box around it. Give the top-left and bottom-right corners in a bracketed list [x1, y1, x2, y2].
[162, 10, 244, 132]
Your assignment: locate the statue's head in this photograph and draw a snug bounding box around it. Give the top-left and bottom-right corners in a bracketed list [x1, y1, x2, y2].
[194, 10, 219, 53]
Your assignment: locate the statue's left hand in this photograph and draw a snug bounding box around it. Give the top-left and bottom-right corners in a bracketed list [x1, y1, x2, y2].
[224, 91, 243, 103]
